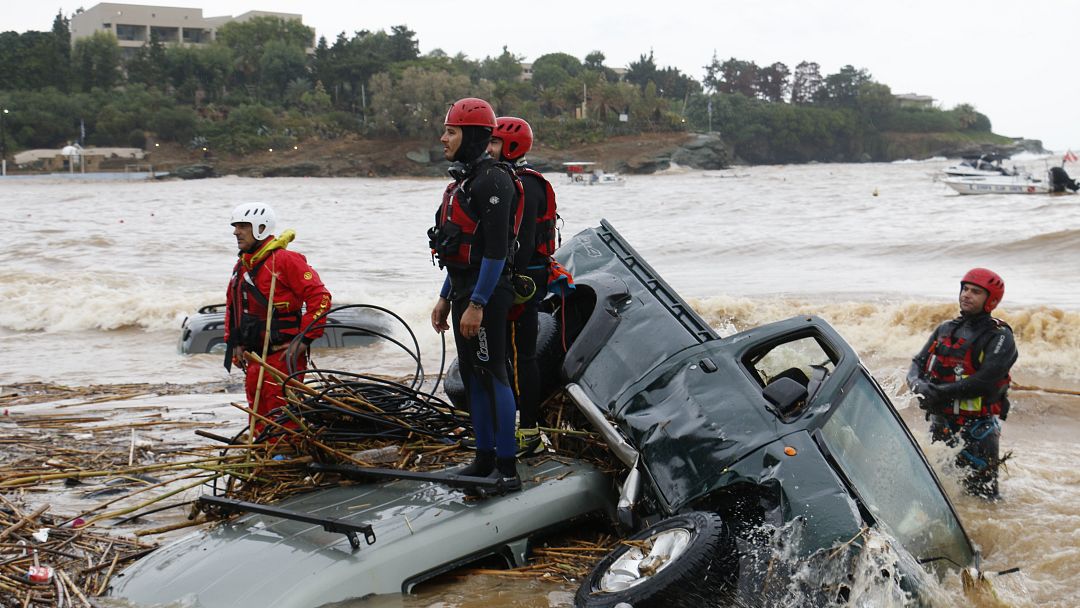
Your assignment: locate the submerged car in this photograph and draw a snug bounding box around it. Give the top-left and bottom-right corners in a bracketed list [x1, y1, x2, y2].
[113, 221, 977, 606]
[178, 303, 391, 354]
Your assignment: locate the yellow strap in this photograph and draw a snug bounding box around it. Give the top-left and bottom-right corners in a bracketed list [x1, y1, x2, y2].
[245, 229, 296, 268]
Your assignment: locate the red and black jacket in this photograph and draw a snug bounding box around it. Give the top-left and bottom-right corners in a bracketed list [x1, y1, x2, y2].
[515, 167, 559, 260]
[430, 159, 524, 271]
[224, 238, 331, 358]
[908, 313, 1017, 419]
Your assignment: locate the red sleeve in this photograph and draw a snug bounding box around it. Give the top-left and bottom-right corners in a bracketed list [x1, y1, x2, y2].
[224, 264, 237, 343]
[279, 251, 332, 340]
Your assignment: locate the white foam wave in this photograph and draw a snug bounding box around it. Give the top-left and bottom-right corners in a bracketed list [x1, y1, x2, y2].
[690, 295, 1080, 382]
[0, 271, 219, 333]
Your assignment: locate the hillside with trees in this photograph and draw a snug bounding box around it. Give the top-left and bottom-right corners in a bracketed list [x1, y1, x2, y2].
[0, 12, 1022, 169]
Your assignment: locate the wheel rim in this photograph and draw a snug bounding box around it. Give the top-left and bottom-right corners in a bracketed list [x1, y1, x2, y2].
[597, 527, 693, 592]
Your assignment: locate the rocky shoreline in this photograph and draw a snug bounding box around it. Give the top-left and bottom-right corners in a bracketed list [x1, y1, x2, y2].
[154, 131, 1040, 180]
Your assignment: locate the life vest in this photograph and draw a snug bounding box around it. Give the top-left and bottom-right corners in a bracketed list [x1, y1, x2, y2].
[515, 167, 560, 258]
[430, 162, 524, 270]
[227, 250, 302, 351]
[924, 317, 1012, 418]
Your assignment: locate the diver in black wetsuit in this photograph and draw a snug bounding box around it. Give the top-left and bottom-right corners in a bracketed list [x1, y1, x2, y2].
[489, 116, 559, 456]
[429, 97, 523, 491]
[907, 268, 1018, 499]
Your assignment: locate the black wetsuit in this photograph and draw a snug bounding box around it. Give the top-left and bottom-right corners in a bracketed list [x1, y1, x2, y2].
[907, 312, 1018, 498]
[439, 156, 519, 458]
[508, 168, 552, 429]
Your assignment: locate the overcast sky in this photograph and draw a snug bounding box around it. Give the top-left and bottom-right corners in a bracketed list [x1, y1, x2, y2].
[6, 0, 1079, 152]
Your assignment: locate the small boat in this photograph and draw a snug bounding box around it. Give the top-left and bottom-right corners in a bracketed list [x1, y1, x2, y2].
[943, 166, 1079, 195]
[563, 161, 626, 186]
[942, 154, 1017, 178]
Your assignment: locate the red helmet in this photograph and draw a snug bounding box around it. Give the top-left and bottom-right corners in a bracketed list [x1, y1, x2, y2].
[961, 268, 1005, 312]
[444, 98, 497, 128]
[493, 116, 533, 160]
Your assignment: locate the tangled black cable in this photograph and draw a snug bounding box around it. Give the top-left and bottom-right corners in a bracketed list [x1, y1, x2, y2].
[253, 304, 469, 446]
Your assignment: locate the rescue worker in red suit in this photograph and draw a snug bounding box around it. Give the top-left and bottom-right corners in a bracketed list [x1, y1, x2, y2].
[429, 98, 524, 492]
[907, 268, 1017, 499]
[225, 203, 331, 436]
[488, 116, 558, 456]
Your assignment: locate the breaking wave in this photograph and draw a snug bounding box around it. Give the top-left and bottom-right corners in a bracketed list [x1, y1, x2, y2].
[0, 271, 219, 333]
[690, 295, 1080, 381]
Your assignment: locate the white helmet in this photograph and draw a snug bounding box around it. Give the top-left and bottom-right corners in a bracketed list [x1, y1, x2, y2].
[230, 203, 276, 241]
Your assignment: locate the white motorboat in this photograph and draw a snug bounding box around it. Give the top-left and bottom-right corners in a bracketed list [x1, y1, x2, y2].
[943, 174, 1049, 195]
[944, 166, 1079, 195]
[563, 161, 626, 186]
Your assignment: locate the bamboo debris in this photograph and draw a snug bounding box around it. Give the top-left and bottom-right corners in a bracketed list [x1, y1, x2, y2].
[1, 378, 627, 603]
[459, 534, 620, 582]
[0, 503, 154, 607]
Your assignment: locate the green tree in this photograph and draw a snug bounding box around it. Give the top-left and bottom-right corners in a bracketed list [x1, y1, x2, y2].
[480, 46, 524, 82]
[0, 25, 71, 91]
[813, 65, 871, 108]
[259, 40, 309, 102]
[126, 33, 167, 89]
[789, 61, 822, 104]
[50, 12, 72, 90]
[71, 31, 121, 92]
[716, 58, 758, 97]
[583, 50, 619, 82]
[853, 81, 895, 127]
[387, 25, 420, 62]
[193, 45, 234, 103]
[368, 66, 490, 136]
[950, 103, 988, 130]
[215, 16, 314, 94]
[531, 52, 582, 90]
[755, 62, 790, 102]
[625, 52, 658, 91]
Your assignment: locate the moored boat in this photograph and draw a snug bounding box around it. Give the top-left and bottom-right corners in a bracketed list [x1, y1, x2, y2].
[944, 166, 1079, 195]
[563, 161, 626, 186]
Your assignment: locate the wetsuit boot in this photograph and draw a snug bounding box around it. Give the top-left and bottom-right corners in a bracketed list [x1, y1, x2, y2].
[494, 456, 522, 493]
[458, 449, 495, 477]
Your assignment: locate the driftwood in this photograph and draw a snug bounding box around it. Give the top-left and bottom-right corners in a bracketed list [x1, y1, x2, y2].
[0, 381, 621, 604]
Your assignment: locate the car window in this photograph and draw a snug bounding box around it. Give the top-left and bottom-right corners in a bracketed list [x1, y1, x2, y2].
[820, 372, 974, 569]
[750, 336, 834, 387]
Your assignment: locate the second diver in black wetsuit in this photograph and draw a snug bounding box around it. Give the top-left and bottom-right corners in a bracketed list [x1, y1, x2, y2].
[489, 116, 560, 456]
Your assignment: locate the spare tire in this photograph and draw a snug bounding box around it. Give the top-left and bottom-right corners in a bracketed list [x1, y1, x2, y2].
[575, 511, 736, 608]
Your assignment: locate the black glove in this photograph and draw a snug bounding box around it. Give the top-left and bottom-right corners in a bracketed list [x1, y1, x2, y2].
[911, 380, 942, 411]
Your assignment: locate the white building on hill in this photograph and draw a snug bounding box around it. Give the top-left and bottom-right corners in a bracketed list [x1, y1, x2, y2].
[70, 3, 307, 57]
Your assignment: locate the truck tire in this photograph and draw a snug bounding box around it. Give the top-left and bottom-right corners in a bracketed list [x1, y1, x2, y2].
[575, 511, 735, 608]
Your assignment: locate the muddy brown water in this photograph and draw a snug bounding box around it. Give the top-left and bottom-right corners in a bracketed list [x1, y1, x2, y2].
[3, 158, 1078, 606]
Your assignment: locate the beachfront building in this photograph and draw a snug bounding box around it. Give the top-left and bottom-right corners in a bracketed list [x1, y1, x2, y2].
[894, 93, 935, 110]
[70, 3, 307, 57]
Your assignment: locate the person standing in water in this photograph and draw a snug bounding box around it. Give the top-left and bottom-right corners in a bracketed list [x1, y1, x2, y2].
[907, 268, 1017, 499]
[428, 98, 524, 491]
[225, 203, 331, 436]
